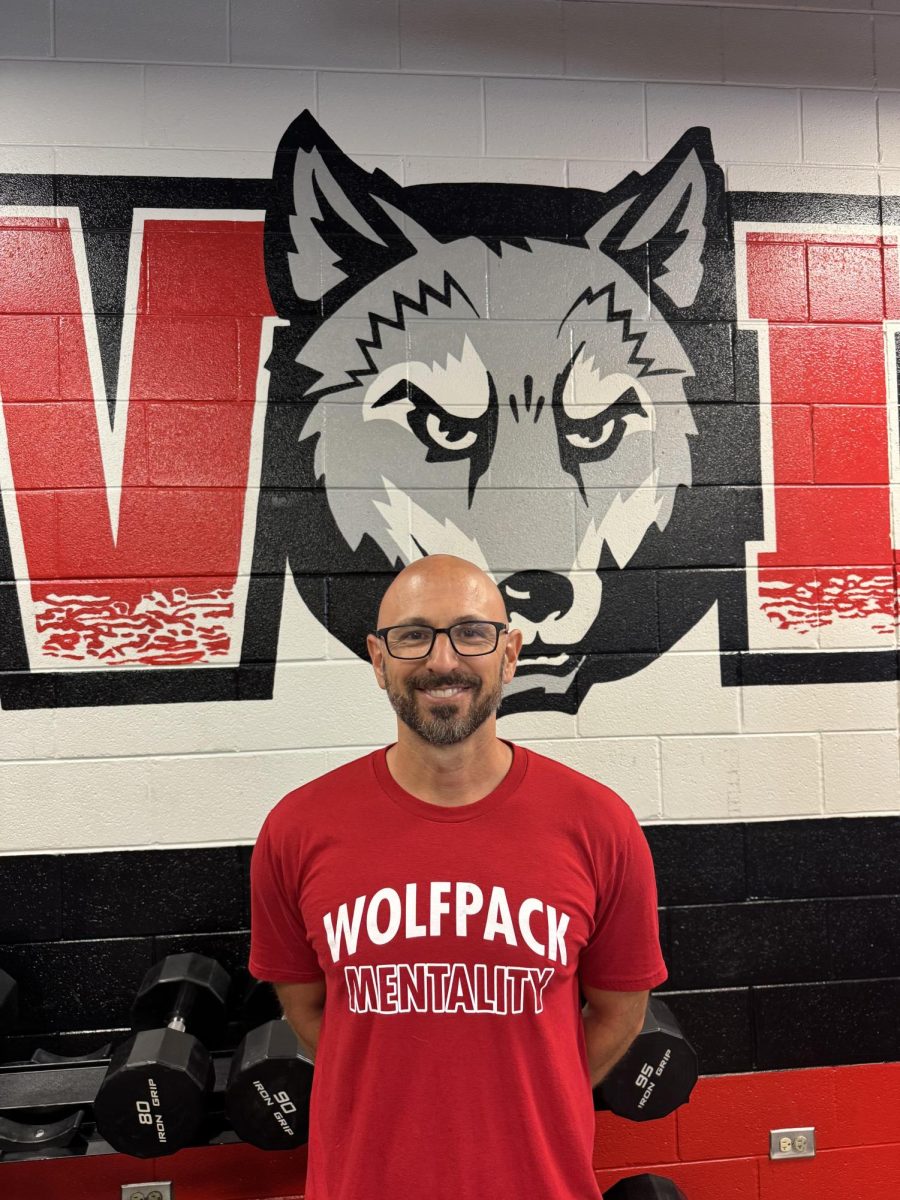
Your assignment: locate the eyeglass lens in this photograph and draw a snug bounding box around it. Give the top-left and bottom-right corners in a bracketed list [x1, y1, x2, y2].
[386, 622, 499, 658]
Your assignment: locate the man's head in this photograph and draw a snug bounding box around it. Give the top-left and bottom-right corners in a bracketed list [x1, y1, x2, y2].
[367, 556, 523, 747]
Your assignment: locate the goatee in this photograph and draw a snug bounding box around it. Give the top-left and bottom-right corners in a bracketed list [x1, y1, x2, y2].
[385, 666, 504, 746]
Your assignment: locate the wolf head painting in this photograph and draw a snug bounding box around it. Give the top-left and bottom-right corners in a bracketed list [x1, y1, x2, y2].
[259, 112, 758, 715]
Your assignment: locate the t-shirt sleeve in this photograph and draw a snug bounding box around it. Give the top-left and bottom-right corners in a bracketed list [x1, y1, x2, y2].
[578, 801, 668, 992]
[248, 807, 325, 983]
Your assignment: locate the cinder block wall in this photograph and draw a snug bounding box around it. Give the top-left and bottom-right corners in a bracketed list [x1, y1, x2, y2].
[0, 2, 899, 1198]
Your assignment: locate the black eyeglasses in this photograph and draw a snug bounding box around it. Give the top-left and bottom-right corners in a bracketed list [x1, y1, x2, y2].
[373, 621, 508, 659]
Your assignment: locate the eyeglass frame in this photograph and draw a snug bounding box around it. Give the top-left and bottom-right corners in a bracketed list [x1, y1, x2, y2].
[372, 620, 509, 659]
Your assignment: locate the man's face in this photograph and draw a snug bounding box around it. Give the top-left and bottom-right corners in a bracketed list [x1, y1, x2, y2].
[382, 637, 506, 746]
[367, 561, 522, 748]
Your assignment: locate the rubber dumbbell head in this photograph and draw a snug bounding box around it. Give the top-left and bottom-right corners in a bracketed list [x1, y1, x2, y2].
[596, 997, 698, 1122]
[93, 953, 230, 1158]
[225, 1019, 313, 1150]
[604, 1174, 688, 1199]
[0, 969, 19, 1030]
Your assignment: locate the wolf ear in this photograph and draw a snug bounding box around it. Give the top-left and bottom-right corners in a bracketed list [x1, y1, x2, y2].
[585, 128, 720, 309]
[266, 110, 416, 314]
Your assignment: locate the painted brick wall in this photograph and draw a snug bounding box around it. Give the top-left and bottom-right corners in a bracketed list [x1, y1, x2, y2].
[1, 2, 900, 1198]
[2, 0, 900, 843]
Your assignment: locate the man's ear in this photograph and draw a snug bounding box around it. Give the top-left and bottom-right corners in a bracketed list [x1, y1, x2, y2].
[503, 627, 523, 683]
[367, 632, 388, 690]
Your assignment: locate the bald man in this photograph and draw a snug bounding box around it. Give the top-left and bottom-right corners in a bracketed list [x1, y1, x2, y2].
[249, 556, 666, 1200]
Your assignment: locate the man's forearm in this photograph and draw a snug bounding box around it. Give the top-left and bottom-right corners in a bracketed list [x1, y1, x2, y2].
[283, 1009, 322, 1062]
[273, 982, 327, 1063]
[582, 1002, 644, 1089]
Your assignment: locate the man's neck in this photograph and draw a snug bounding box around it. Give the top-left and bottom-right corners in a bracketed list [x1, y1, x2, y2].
[386, 723, 513, 808]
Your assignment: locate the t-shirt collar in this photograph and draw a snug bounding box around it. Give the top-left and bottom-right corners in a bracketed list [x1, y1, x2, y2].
[371, 741, 528, 822]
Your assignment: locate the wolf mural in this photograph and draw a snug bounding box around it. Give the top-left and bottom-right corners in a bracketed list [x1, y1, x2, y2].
[259, 113, 760, 715]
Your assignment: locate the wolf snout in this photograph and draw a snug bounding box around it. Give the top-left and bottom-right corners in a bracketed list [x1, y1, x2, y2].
[499, 571, 575, 626]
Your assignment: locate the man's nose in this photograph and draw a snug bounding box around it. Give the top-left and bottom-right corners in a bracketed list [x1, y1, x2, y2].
[427, 630, 461, 669]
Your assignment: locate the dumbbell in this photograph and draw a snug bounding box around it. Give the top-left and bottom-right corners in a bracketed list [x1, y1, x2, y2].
[0, 969, 18, 1030]
[225, 1018, 313, 1150]
[604, 1174, 687, 1198]
[94, 952, 230, 1158]
[594, 997, 698, 1122]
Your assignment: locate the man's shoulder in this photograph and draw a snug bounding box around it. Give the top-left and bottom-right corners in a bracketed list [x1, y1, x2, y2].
[521, 745, 637, 825]
[264, 749, 379, 828]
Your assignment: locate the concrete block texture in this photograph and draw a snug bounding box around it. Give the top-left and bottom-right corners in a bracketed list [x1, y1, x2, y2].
[485, 76, 645, 159]
[231, 0, 399, 70]
[801, 90, 878, 167]
[0, 757, 154, 851]
[660, 732, 822, 820]
[146, 748, 332, 842]
[0, 61, 143, 146]
[0, 0, 52, 58]
[563, 2, 724, 84]
[822, 731, 900, 813]
[647, 83, 800, 163]
[55, 0, 229, 64]
[875, 15, 900, 91]
[400, 0, 565, 76]
[0, 0, 899, 851]
[144, 65, 316, 150]
[526, 735, 662, 821]
[318, 71, 483, 156]
[722, 8, 875, 89]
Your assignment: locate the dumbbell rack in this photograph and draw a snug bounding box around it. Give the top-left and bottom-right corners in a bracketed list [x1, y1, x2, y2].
[0, 1052, 241, 1161]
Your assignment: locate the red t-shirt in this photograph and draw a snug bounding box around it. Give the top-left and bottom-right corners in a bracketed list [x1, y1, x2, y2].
[249, 743, 667, 1200]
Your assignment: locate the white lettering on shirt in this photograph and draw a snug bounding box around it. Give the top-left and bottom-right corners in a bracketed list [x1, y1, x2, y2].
[547, 905, 571, 966]
[323, 883, 572, 965]
[429, 881, 452, 936]
[366, 887, 402, 945]
[323, 893, 366, 963]
[483, 886, 517, 947]
[345, 963, 556, 1015]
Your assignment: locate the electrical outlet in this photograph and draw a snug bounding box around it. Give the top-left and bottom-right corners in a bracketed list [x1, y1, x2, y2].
[121, 1184, 172, 1200]
[769, 1127, 815, 1159]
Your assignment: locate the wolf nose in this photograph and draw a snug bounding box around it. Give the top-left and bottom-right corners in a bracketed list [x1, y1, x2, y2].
[500, 571, 574, 624]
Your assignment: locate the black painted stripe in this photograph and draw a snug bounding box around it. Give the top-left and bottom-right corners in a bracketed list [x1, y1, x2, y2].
[0, 816, 898, 1074]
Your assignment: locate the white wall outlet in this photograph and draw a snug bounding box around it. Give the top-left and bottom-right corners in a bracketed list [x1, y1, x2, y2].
[769, 1127, 816, 1159]
[121, 1184, 173, 1200]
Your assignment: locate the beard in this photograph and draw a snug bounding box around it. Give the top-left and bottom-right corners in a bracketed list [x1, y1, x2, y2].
[384, 664, 504, 747]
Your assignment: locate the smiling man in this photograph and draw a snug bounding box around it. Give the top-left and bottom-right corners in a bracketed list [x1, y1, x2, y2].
[249, 555, 667, 1200]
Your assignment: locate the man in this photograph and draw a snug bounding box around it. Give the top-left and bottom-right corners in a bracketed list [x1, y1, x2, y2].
[249, 555, 666, 1199]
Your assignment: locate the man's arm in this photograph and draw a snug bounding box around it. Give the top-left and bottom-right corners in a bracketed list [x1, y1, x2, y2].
[274, 979, 327, 1062]
[581, 984, 649, 1088]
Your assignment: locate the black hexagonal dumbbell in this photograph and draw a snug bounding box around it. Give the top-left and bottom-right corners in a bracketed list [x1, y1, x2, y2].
[604, 1174, 687, 1199]
[93, 953, 230, 1158]
[594, 997, 698, 1122]
[225, 1018, 313, 1150]
[0, 968, 18, 1032]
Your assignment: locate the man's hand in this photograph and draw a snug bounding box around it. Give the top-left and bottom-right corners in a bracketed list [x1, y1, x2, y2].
[274, 978, 327, 1061]
[580, 985, 649, 1089]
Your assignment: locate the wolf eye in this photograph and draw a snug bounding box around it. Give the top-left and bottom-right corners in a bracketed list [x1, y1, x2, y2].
[372, 381, 484, 463]
[369, 372, 498, 499]
[560, 386, 648, 462]
[425, 413, 477, 450]
[567, 424, 615, 450]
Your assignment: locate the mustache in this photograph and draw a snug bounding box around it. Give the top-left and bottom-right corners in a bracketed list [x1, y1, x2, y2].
[407, 671, 481, 690]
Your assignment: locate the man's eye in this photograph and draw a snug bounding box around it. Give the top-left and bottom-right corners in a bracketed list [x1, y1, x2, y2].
[396, 628, 428, 642]
[425, 413, 477, 450]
